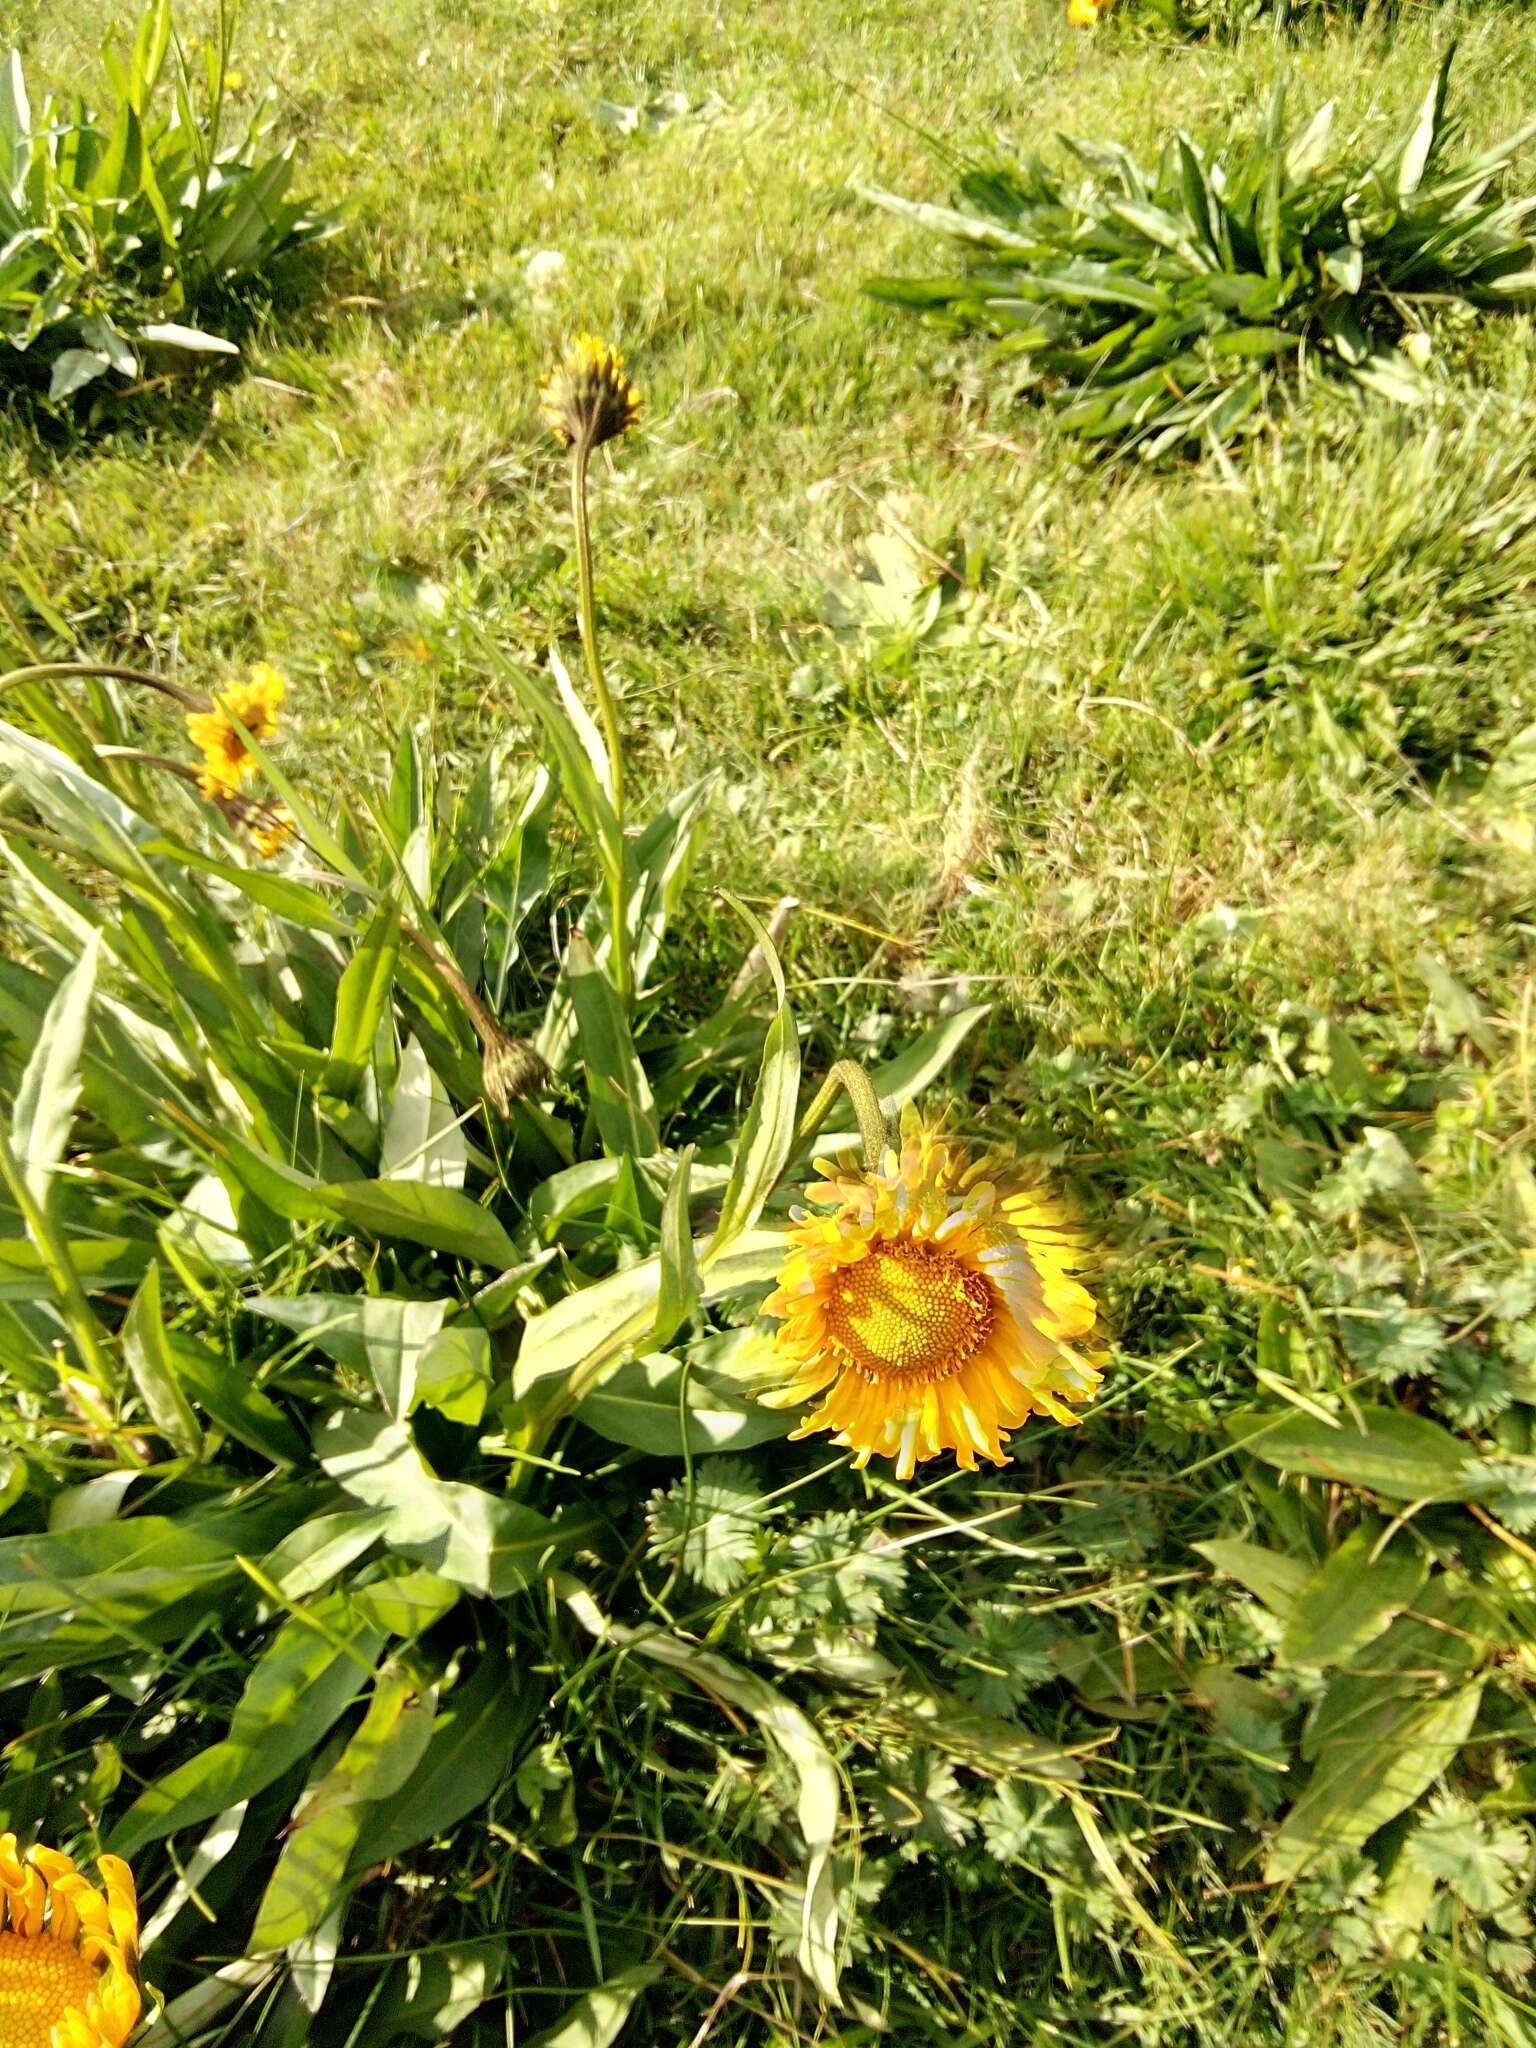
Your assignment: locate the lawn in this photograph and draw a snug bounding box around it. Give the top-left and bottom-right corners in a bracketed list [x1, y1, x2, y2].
[2, 0, 1536, 2043]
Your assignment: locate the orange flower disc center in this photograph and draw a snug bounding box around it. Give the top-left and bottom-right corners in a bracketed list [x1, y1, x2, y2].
[824, 1241, 995, 1385]
[0, 1929, 103, 2048]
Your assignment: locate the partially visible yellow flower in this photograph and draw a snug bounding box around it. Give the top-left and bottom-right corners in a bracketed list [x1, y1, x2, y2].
[758, 1106, 1103, 1479]
[185, 661, 287, 801]
[1067, 0, 1107, 21]
[248, 802, 296, 860]
[0, 1832, 141, 2048]
[539, 334, 641, 452]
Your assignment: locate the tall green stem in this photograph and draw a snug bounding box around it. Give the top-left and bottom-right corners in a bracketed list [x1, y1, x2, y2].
[570, 440, 632, 1005]
[796, 1059, 894, 1171]
[0, 1126, 136, 1455]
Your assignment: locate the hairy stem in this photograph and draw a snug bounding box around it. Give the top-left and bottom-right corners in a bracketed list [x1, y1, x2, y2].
[796, 1058, 894, 1171]
[571, 440, 632, 1006]
[0, 661, 208, 712]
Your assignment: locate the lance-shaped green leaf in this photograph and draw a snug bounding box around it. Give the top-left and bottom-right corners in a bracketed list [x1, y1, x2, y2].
[11, 930, 99, 1209]
[369, 1939, 510, 2043]
[316, 1410, 588, 1596]
[380, 1038, 468, 1188]
[250, 1669, 437, 1952]
[110, 1592, 386, 1857]
[566, 930, 659, 1158]
[575, 1343, 790, 1456]
[349, 1644, 535, 1870]
[653, 1145, 700, 1347]
[325, 899, 400, 1097]
[1265, 1679, 1485, 1883]
[704, 900, 799, 1261]
[0, 1506, 295, 1630]
[513, 1226, 784, 1403]
[1279, 1528, 1429, 1670]
[219, 1134, 522, 1270]
[1192, 1538, 1312, 1620]
[122, 1258, 202, 1456]
[523, 1966, 664, 2048]
[1226, 1406, 1492, 1503]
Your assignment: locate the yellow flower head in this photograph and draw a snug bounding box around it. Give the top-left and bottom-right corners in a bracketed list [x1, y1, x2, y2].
[248, 802, 296, 861]
[759, 1107, 1103, 1479]
[1067, 0, 1104, 21]
[185, 661, 287, 802]
[539, 334, 642, 452]
[0, 1833, 141, 2048]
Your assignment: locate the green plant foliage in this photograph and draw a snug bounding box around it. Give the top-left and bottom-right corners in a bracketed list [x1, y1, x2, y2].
[0, 0, 333, 401]
[4, 625, 1535, 2039]
[1135, 0, 1385, 39]
[864, 51, 1536, 454]
[8, 0, 1536, 2039]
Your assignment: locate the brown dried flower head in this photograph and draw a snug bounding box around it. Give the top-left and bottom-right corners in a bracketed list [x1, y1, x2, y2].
[481, 1028, 550, 1115]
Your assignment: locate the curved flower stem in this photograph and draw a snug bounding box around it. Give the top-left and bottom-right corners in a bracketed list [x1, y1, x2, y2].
[0, 661, 208, 712]
[796, 1058, 894, 1171]
[570, 439, 632, 1006]
[0, 1125, 139, 1460]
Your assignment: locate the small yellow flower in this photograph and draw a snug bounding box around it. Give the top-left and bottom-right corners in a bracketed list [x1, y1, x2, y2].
[248, 802, 296, 860]
[758, 1107, 1103, 1479]
[185, 660, 287, 801]
[539, 334, 641, 452]
[1067, 0, 1104, 21]
[0, 1832, 141, 2048]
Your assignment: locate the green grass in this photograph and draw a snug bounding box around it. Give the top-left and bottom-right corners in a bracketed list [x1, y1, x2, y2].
[4, 1, 1536, 2044]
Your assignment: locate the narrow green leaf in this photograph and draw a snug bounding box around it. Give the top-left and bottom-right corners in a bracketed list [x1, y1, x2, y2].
[368, 1939, 508, 2042]
[513, 1227, 784, 1403]
[317, 1411, 587, 1596]
[171, 1338, 305, 1465]
[122, 1258, 202, 1456]
[145, 840, 346, 931]
[1280, 1529, 1429, 1670]
[11, 931, 99, 1208]
[547, 642, 613, 803]
[566, 930, 659, 1158]
[319, 1180, 521, 1272]
[870, 1004, 990, 1117]
[574, 1346, 789, 1456]
[1193, 1538, 1312, 1619]
[251, 1671, 436, 1952]
[349, 1646, 533, 1870]
[653, 1146, 700, 1347]
[1227, 1407, 1489, 1503]
[705, 901, 799, 1261]
[0, 49, 31, 183]
[1265, 1680, 1484, 1883]
[326, 900, 400, 1095]
[110, 1595, 386, 1857]
[1397, 45, 1454, 199]
[0, 1236, 151, 1301]
[523, 1966, 663, 2048]
[380, 1038, 468, 1188]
